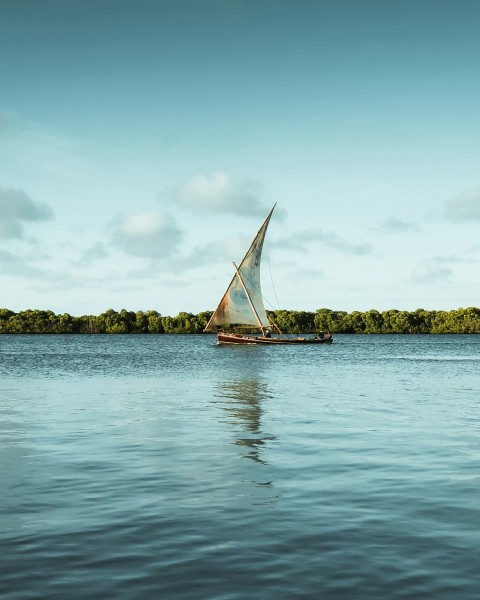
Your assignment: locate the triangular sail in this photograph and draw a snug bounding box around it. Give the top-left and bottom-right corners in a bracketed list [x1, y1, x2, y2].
[204, 205, 275, 331]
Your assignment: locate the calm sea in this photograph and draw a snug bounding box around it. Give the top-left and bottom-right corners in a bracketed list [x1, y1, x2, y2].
[1, 334, 479, 599]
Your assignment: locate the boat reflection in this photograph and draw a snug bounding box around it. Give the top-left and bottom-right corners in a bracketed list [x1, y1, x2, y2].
[215, 378, 276, 465]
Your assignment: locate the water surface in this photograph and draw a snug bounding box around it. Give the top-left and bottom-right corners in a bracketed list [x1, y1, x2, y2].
[1, 334, 480, 599]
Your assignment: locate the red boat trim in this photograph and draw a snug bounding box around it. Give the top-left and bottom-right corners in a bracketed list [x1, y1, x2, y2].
[217, 332, 333, 345]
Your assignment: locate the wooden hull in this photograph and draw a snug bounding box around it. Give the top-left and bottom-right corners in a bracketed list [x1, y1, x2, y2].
[217, 332, 333, 345]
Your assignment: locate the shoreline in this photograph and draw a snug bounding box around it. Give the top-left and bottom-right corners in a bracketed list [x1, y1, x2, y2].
[1, 307, 480, 335]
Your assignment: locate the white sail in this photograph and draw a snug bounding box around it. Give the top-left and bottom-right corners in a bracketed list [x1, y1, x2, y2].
[205, 205, 275, 331]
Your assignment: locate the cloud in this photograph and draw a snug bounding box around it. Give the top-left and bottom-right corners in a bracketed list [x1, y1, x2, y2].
[274, 229, 372, 256]
[410, 266, 452, 284]
[377, 217, 420, 233]
[166, 171, 271, 217]
[468, 243, 480, 255]
[0, 249, 45, 278]
[110, 212, 183, 258]
[285, 267, 327, 281]
[429, 254, 477, 265]
[0, 112, 87, 180]
[0, 187, 54, 239]
[163, 236, 248, 273]
[113, 231, 259, 276]
[444, 187, 480, 222]
[167, 241, 228, 271]
[71, 242, 108, 267]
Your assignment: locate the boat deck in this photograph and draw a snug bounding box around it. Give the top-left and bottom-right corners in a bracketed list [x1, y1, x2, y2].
[217, 333, 333, 345]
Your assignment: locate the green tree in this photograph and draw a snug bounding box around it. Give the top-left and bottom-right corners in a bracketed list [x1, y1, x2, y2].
[134, 311, 149, 333]
[345, 311, 366, 333]
[57, 313, 75, 333]
[102, 309, 128, 334]
[196, 311, 214, 331]
[2, 306, 480, 335]
[314, 309, 333, 332]
[364, 309, 383, 334]
[146, 311, 164, 333]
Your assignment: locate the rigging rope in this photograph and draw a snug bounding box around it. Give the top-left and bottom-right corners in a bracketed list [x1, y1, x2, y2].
[267, 254, 281, 310]
[240, 259, 294, 338]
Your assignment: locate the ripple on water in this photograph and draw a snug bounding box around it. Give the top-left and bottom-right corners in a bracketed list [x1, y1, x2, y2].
[1, 334, 480, 599]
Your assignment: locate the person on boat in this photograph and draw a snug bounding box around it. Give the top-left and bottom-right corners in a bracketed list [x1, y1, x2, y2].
[264, 329, 271, 338]
[324, 331, 332, 340]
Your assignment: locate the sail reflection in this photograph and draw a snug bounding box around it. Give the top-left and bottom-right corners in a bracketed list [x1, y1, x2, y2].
[215, 378, 276, 465]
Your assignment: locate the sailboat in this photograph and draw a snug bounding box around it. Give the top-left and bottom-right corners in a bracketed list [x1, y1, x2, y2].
[204, 205, 333, 345]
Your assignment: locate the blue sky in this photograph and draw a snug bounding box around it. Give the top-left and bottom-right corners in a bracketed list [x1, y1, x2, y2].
[1, 0, 479, 315]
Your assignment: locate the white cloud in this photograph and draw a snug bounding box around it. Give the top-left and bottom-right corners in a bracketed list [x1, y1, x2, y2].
[166, 171, 271, 217]
[377, 217, 420, 233]
[285, 267, 327, 281]
[0, 249, 45, 278]
[274, 229, 372, 256]
[444, 187, 480, 222]
[71, 242, 108, 267]
[161, 236, 246, 273]
[0, 111, 88, 180]
[429, 254, 477, 265]
[110, 212, 183, 258]
[410, 266, 452, 284]
[0, 187, 54, 239]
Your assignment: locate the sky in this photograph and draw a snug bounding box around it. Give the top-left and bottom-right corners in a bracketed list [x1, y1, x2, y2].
[1, 0, 479, 316]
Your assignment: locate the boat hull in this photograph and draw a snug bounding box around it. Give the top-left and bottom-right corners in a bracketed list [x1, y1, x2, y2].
[217, 333, 333, 345]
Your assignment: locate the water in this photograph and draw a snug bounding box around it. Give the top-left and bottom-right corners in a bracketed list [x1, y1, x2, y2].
[1, 334, 479, 599]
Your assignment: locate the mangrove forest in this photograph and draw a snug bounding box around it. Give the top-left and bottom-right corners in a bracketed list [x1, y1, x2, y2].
[1, 307, 480, 334]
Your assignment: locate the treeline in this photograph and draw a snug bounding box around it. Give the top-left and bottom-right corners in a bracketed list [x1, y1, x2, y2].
[1, 307, 480, 334]
[0, 309, 212, 334]
[278, 307, 480, 334]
